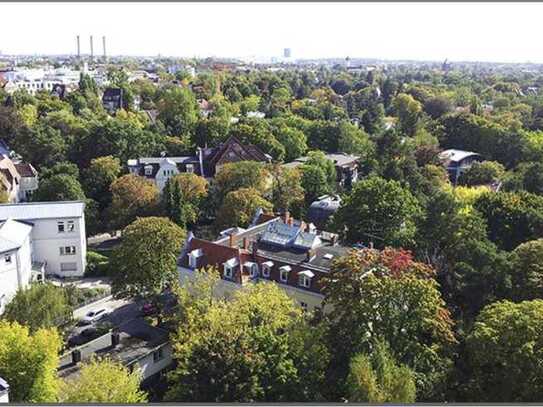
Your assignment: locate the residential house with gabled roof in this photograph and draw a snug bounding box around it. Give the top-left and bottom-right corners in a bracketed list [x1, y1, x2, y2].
[0, 154, 38, 203]
[178, 209, 351, 313]
[439, 149, 483, 185]
[127, 136, 272, 192]
[283, 152, 360, 189]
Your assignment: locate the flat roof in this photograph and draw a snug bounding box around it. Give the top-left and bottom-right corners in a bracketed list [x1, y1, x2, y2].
[0, 201, 85, 221]
[58, 318, 169, 380]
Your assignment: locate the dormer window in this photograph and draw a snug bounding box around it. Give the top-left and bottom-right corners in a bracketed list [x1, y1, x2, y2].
[223, 257, 239, 280]
[186, 164, 194, 173]
[244, 262, 258, 278]
[261, 261, 274, 278]
[298, 270, 314, 288]
[279, 265, 291, 283]
[144, 165, 153, 176]
[188, 248, 203, 269]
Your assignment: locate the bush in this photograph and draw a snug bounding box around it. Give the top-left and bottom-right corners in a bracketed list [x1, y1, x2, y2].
[85, 250, 110, 277]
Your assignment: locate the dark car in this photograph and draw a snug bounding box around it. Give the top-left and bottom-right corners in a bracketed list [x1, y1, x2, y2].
[67, 327, 100, 347]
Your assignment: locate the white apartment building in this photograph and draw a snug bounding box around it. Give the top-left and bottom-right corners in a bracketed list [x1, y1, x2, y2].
[0, 377, 9, 403]
[0, 201, 87, 279]
[0, 219, 35, 315]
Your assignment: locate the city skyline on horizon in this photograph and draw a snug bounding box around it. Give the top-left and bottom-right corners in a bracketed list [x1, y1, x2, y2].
[2, 2, 543, 64]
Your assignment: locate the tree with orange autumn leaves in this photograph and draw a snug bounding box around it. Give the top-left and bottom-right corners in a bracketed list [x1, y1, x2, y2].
[322, 248, 457, 401]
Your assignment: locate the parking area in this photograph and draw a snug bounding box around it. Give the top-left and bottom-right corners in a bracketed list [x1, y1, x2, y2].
[66, 296, 140, 349]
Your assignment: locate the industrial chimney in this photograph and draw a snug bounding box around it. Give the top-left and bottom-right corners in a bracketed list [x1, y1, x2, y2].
[102, 36, 107, 60]
[76, 35, 80, 58]
[90, 35, 94, 59]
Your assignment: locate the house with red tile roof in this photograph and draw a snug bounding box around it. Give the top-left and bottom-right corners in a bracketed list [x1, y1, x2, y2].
[127, 136, 272, 191]
[178, 209, 351, 312]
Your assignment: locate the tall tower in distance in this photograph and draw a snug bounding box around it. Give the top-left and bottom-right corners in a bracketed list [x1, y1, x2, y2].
[76, 35, 80, 58]
[90, 35, 94, 60]
[102, 36, 107, 60]
[283, 48, 292, 58]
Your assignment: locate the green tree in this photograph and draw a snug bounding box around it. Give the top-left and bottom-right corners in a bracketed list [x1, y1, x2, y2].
[167, 279, 329, 402]
[32, 174, 86, 202]
[300, 164, 330, 205]
[106, 174, 160, 230]
[270, 165, 304, 214]
[82, 156, 121, 211]
[334, 176, 421, 247]
[59, 358, 147, 403]
[346, 341, 416, 403]
[393, 93, 422, 137]
[157, 86, 199, 136]
[0, 321, 61, 402]
[215, 187, 273, 231]
[423, 96, 453, 119]
[3, 283, 71, 333]
[458, 161, 505, 186]
[508, 239, 543, 301]
[110, 217, 186, 298]
[474, 191, 543, 251]
[212, 161, 271, 207]
[465, 300, 543, 401]
[322, 248, 456, 400]
[162, 173, 208, 227]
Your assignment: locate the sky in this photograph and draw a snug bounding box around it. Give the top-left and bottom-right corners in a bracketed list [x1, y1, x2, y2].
[1, 2, 542, 63]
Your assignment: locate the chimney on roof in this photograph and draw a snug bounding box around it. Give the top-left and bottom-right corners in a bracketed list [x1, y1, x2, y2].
[252, 239, 258, 256]
[283, 210, 290, 225]
[229, 233, 235, 248]
[369, 241, 374, 249]
[243, 237, 249, 250]
[288, 217, 294, 227]
[111, 332, 120, 347]
[306, 249, 315, 262]
[71, 349, 81, 365]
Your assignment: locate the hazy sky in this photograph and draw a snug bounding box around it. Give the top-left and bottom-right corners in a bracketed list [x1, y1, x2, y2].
[1, 2, 542, 63]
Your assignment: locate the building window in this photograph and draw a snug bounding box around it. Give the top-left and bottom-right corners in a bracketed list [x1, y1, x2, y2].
[60, 246, 76, 256]
[300, 302, 308, 312]
[249, 263, 258, 278]
[223, 258, 238, 280]
[5, 254, 12, 264]
[144, 165, 153, 176]
[57, 222, 65, 233]
[67, 221, 75, 232]
[298, 270, 314, 288]
[153, 348, 164, 363]
[279, 265, 291, 283]
[188, 249, 203, 270]
[186, 164, 194, 173]
[299, 275, 311, 288]
[261, 261, 273, 278]
[60, 262, 77, 272]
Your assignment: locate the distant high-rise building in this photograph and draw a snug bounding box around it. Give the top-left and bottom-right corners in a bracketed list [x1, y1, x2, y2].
[284, 48, 292, 58]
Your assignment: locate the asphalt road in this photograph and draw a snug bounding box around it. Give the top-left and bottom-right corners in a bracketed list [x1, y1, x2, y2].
[68, 296, 141, 345]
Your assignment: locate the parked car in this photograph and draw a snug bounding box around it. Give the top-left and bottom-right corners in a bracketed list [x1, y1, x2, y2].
[79, 308, 109, 325]
[67, 327, 100, 347]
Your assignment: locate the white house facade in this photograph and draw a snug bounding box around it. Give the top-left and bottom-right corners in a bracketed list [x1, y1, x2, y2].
[0, 219, 35, 315]
[0, 201, 87, 279]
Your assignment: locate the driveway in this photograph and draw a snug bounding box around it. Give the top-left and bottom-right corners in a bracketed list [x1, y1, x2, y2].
[67, 296, 141, 347]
